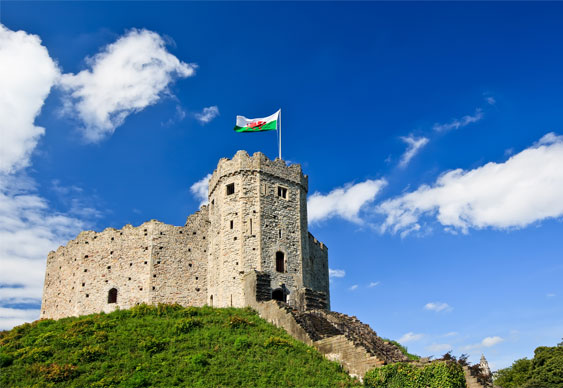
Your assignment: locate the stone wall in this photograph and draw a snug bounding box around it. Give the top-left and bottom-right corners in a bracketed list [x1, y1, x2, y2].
[40, 213, 209, 319]
[41, 150, 330, 318]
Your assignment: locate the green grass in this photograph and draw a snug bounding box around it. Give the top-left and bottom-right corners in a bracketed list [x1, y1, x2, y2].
[0, 304, 360, 387]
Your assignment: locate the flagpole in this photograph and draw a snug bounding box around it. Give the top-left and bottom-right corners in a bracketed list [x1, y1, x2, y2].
[279, 109, 282, 160]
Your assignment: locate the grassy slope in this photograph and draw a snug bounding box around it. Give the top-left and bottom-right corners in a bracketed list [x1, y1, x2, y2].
[0, 304, 360, 388]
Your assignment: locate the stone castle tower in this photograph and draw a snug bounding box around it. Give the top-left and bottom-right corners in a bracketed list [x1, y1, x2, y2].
[40, 151, 329, 319]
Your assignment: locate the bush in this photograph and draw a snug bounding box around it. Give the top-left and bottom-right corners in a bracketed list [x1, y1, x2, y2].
[229, 315, 254, 328]
[39, 363, 79, 382]
[264, 336, 294, 348]
[364, 361, 466, 388]
[187, 352, 211, 367]
[234, 336, 251, 350]
[76, 345, 106, 362]
[0, 353, 14, 367]
[140, 338, 167, 355]
[174, 318, 202, 334]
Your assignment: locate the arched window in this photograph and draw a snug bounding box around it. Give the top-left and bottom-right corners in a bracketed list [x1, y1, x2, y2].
[108, 288, 117, 304]
[276, 251, 285, 273]
[272, 288, 286, 302]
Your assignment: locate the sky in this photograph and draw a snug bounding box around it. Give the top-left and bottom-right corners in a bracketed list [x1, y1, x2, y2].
[1, 1, 562, 370]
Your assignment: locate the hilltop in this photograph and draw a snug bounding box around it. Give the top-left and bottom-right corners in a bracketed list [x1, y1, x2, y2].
[0, 304, 360, 387]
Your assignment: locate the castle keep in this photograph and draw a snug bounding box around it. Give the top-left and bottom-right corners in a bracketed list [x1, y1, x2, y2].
[40, 151, 329, 319]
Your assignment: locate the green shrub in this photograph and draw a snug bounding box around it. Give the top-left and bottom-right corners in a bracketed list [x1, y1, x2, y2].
[0, 353, 14, 367]
[20, 346, 54, 363]
[140, 338, 167, 355]
[364, 361, 466, 388]
[174, 318, 202, 334]
[76, 345, 106, 362]
[39, 363, 79, 382]
[234, 336, 251, 350]
[264, 336, 294, 348]
[229, 315, 254, 328]
[187, 352, 211, 367]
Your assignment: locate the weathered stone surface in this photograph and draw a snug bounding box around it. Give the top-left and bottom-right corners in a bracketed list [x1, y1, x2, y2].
[40, 151, 329, 318]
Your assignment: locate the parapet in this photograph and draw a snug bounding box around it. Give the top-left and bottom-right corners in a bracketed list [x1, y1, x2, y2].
[208, 151, 308, 197]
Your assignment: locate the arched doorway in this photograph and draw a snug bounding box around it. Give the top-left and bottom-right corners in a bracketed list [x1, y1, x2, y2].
[272, 288, 286, 303]
[108, 288, 117, 304]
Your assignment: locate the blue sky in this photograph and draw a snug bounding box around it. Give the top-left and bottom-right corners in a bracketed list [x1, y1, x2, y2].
[1, 2, 562, 370]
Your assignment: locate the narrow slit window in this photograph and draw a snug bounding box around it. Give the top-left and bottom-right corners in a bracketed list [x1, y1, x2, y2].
[276, 251, 285, 273]
[277, 186, 288, 199]
[250, 219, 253, 235]
[226, 183, 235, 195]
[230, 220, 234, 229]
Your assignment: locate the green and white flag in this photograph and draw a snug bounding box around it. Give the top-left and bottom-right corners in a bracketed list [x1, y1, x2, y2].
[234, 109, 280, 132]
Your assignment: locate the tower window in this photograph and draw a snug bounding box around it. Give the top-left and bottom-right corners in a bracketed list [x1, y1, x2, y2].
[276, 251, 285, 273]
[230, 220, 234, 229]
[277, 186, 288, 199]
[226, 183, 235, 195]
[108, 288, 117, 303]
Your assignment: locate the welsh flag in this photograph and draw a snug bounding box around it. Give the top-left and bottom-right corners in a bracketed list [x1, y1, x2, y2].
[234, 109, 280, 132]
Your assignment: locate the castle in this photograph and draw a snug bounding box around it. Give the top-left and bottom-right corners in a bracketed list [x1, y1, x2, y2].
[40, 151, 330, 319]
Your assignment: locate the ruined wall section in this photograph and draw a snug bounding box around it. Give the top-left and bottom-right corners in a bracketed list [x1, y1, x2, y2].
[149, 208, 209, 307]
[40, 224, 154, 319]
[304, 233, 330, 309]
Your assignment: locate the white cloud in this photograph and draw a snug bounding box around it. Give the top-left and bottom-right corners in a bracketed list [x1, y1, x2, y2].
[433, 109, 483, 132]
[348, 284, 358, 291]
[426, 343, 452, 353]
[368, 281, 380, 288]
[190, 173, 212, 206]
[444, 331, 459, 337]
[486, 97, 496, 105]
[547, 293, 556, 297]
[424, 302, 452, 312]
[463, 336, 504, 350]
[399, 332, 424, 343]
[378, 133, 563, 234]
[0, 307, 41, 330]
[0, 24, 60, 173]
[329, 269, 346, 278]
[0, 25, 89, 330]
[60, 28, 195, 142]
[399, 135, 429, 168]
[195, 105, 219, 124]
[308, 179, 387, 224]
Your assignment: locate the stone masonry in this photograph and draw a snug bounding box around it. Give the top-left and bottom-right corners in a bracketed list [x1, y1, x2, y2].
[40, 151, 329, 319]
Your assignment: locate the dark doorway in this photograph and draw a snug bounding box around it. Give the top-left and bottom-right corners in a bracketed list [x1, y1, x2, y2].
[276, 251, 285, 273]
[108, 288, 117, 304]
[272, 288, 286, 302]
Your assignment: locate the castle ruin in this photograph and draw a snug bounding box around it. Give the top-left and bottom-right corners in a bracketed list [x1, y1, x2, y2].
[40, 151, 329, 319]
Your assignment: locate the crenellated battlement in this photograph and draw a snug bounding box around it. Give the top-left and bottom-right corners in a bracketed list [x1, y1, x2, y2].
[208, 151, 308, 197]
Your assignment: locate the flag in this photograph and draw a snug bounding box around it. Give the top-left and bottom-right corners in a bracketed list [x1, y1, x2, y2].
[234, 109, 280, 132]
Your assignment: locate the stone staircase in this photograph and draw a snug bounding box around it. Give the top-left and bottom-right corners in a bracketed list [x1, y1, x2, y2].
[252, 300, 408, 378]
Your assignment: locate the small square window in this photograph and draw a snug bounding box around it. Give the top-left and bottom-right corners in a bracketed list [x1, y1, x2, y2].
[226, 183, 235, 195]
[277, 186, 288, 199]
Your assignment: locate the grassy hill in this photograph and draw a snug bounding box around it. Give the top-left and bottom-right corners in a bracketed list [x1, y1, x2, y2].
[0, 304, 360, 387]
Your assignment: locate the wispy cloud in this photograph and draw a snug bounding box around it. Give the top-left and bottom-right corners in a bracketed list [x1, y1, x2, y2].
[486, 96, 496, 105]
[195, 105, 219, 124]
[368, 281, 380, 288]
[329, 269, 346, 278]
[60, 28, 195, 142]
[462, 336, 504, 350]
[378, 133, 563, 235]
[426, 343, 452, 353]
[424, 302, 452, 312]
[547, 293, 556, 297]
[308, 179, 387, 224]
[399, 332, 424, 343]
[433, 108, 483, 133]
[399, 135, 429, 168]
[190, 173, 212, 206]
[348, 284, 358, 291]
